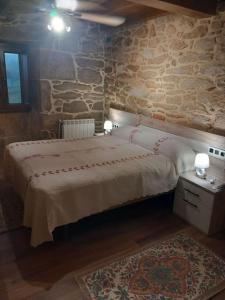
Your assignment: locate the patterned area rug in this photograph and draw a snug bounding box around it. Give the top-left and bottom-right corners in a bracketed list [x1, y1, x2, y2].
[75, 233, 225, 300]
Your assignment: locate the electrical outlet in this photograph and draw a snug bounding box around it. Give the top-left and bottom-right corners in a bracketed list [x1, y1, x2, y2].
[208, 146, 225, 160]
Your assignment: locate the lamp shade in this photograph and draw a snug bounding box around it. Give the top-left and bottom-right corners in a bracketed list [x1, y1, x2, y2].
[194, 153, 210, 169]
[104, 120, 113, 131]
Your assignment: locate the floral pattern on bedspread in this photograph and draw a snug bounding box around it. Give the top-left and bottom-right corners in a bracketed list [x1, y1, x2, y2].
[8, 135, 111, 149]
[153, 137, 169, 154]
[22, 154, 61, 161]
[128, 128, 140, 143]
[29, 152, 155, 182]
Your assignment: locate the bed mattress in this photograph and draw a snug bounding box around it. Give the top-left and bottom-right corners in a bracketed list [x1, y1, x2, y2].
[4, 135, 178, 246]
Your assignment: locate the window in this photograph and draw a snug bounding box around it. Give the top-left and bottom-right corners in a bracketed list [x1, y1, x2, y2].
[0, 43, 30, 112]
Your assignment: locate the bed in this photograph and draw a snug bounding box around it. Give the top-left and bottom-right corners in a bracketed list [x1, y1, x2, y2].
[4, 124, 195, 247]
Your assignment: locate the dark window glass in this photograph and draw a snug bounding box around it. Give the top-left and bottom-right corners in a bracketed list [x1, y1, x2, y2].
[0, 43, 30, 112]
[4, 52, 22, 104]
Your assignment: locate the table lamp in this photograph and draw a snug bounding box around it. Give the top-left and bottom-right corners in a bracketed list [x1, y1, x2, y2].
[194, 153, 210, 179]
[104, 120, 113, 135]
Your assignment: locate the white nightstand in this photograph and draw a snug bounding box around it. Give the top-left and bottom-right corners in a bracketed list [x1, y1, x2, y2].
[174, 167, 225, 235]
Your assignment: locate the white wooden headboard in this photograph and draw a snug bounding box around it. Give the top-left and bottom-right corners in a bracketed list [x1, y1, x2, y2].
[109, 108, 225, 170]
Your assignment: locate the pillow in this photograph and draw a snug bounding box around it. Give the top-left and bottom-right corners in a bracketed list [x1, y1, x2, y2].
[132, 129, 195, 174]
[158, 138, 195, 174]
[111, 125, 140, 142]
[132, 128, 167, 150]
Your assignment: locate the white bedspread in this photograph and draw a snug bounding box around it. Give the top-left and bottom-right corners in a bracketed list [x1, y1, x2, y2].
[4, 135, 178, 247]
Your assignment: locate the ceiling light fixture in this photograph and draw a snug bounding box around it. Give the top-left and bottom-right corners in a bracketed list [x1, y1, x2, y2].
[47, 10, 71, 33]
[55, 0, 78, 12]
[48, 16, 65, 32]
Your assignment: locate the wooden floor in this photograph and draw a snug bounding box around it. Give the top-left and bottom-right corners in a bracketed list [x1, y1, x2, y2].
[1, 196, 225, 300]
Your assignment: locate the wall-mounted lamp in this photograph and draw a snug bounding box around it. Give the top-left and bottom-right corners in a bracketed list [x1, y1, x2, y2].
[104, 120, 113, 135]
[194, 153, 210, 179]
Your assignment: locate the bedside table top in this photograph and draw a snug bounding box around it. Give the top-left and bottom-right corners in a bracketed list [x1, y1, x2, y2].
[94, 132, 105, 136]
[180, 166, 225, 194]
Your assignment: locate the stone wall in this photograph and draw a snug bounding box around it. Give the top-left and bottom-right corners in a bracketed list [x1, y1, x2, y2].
[105, 6, 225, 136]
[0, 15, 105, 161]
[1, 4, 225, 164]
[37, 22, 105, 136]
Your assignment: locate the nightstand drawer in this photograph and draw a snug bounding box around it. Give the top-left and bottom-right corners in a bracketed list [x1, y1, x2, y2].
[174, 193, 211, 233]
[174, 169, 225, 235]
[176, 179, 214, 210]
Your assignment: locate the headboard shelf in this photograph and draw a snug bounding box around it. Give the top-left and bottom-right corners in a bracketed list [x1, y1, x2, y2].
[109, 108, 225, 169]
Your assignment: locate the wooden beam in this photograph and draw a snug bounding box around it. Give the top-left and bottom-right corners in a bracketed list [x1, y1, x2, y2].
[126, 0, 217, 18]
[106, 0, 166, 20]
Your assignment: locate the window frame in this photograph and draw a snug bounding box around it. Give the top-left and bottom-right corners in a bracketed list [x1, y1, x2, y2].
[0, 42, 31, 113]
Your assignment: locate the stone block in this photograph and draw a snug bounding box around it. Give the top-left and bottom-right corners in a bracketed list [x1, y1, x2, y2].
[190, 114, 211, 129]
[93, 86, 104, 93]
[92, 102, 104, 110]
[166, 95, 182, 105]
[153, 103, 177, 111]
[83, 93, 104, 102]
[199, 64, 225, 77]
[63, 101, 88, 113]
[128, 86, 149, 98]
[147, 54, 169, 65]
[40, 49, 75, 80]
[78, 68, 103, 85]
[134, 25, 148, 38]
[178, 52, 213, 64]
[138, 69, 158, 78]
[166, 24, 176, 35]
[213, 111, 225, 132]
[153, 113, 165, 121]
[166, 65, 194, 75]
[76, 111, 103, 121]
[216, 75, 225, 92]
[75, 57, 104, 69]
[182, 25, 208, 39]
[81, 40, 104, 56]
[194, 37, 216, 52]
[53, 92, 82, 100]
[40, 114, 62, 134]
[53, 82, 92, 92]
[169, 39, 188, 51]
[180, 78, 215, 90]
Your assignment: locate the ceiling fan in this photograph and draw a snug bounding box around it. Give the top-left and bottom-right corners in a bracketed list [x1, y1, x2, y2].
[39, 0, 126, 31]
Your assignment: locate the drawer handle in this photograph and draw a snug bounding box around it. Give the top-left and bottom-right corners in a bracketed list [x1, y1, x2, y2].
[183, 199, 198, 209]
[184, 188, 199, 198]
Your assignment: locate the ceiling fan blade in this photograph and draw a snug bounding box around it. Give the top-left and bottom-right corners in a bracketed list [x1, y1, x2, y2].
[76, 1, 105, 11]
[76, 13, 125, 26]
[54, 0, 104, 12]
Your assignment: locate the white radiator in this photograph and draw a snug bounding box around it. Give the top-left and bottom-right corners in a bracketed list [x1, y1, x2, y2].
[60, 119, 95, 139]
